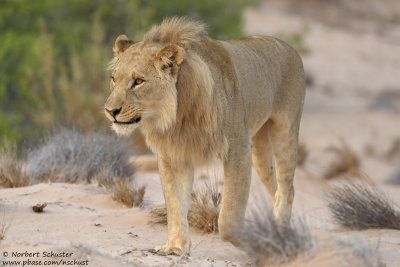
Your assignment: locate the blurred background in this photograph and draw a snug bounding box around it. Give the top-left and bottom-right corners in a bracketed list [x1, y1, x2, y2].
[1, 0, 400, 183]
[0, 0, 258, 149]
[243, 0, 400, 183]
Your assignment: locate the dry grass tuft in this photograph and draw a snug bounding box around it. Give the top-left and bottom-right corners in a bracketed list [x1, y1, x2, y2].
[149, 205, 168, 225]
[0, 209, 10, 241]
[297, 142, 308, 167]
[0, 145, 29, 188]
[112, 177, 146, 207]
[188, 179, 221, 233]
[238, 208, 316, 265]
[324, 141, 360, 179]
[26, 128, 136, 184]
[332, 235, 384, 267]
[150, 177, 221, 233]
[328, 183, 400, 230]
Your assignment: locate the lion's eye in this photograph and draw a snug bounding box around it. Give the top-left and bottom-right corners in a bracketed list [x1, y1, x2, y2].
[132, 78, 144, 88]
[110, 76, 115, 84]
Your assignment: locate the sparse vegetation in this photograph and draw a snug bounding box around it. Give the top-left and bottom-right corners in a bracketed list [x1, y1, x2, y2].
[328, 183, 400, 230]
[188, 179, 221, 233]
[0, 128, 145, 207]
[238, 208, 316, 265]
[112, 177, 146, 207]
[324, 141, 361, 179]
[0, 144, 29, 188]
[23, 128, 146, 207]
[25, 129, 135, 184]
[150, 177, 221, 233]
[150, 206, 168, 224]
[333, 235, 383, 267]
[0, 209, 10, 241]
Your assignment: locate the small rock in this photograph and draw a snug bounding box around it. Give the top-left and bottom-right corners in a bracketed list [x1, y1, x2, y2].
[32, 203, 47, 213]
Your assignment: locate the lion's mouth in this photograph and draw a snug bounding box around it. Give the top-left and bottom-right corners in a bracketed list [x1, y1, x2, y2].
[114, 116, 141, 125]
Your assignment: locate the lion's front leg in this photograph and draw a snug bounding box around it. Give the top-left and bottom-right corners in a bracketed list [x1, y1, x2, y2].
[218, 139, 252, 246]
[153, 157, 194, 256]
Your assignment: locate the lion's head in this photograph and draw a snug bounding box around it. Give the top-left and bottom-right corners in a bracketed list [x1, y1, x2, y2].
[104, 18, 224, 165]
[104, 34, 185, 136]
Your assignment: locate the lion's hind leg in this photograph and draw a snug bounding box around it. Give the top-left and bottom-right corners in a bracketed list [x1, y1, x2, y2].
[251, 119, 277, 203]
[268, 114, 299, 225]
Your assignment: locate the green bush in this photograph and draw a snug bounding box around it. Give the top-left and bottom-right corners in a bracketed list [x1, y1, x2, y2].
[0, 0, 259, 147]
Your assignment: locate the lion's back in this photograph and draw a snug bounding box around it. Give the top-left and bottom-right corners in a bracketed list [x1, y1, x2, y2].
[220, 36, 305, 136]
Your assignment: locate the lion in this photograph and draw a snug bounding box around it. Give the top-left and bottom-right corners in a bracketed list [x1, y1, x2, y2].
[104, 17, 305, 256]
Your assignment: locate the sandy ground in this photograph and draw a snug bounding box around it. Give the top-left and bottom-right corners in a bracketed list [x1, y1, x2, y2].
[1, 0, 400, 266]
[1, 155, 400, 266]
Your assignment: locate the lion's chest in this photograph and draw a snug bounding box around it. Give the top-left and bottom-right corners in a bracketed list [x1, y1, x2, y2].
[145, 126, 227, 167]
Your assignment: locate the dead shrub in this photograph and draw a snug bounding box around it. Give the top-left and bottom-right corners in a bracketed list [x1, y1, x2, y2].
[25, 128, 136, 184]
[150, 177, 221, 233]
[0, 145, 29, 188]
[112, 177, 146, 207]
[238, 207, 316, 266]
[324, 141, 360, 179]
[188, 178, 221, 233]
[327, 183, 400, 230]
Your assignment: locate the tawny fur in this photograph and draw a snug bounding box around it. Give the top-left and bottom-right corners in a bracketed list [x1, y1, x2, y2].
[105, 17, 305, 256]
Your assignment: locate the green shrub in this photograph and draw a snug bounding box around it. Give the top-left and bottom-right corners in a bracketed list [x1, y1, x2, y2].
[0, 0, 259, 147]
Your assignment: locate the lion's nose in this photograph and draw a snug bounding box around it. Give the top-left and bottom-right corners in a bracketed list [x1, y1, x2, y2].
[105, 107, 121, 119]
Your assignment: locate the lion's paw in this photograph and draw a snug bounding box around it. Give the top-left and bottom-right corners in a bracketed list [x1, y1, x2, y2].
[149, 245, 188, 256]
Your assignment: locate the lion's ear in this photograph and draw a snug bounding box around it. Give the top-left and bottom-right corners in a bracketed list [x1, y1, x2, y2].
[155, 45, 186, 71]
[113, 35, 134, 55]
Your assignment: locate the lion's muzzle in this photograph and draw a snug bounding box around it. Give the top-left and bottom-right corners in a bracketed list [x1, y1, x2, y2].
[104, 107, 141, 125]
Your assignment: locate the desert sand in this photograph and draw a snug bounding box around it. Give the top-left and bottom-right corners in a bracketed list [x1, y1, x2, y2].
[1, 0, 400, 266]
